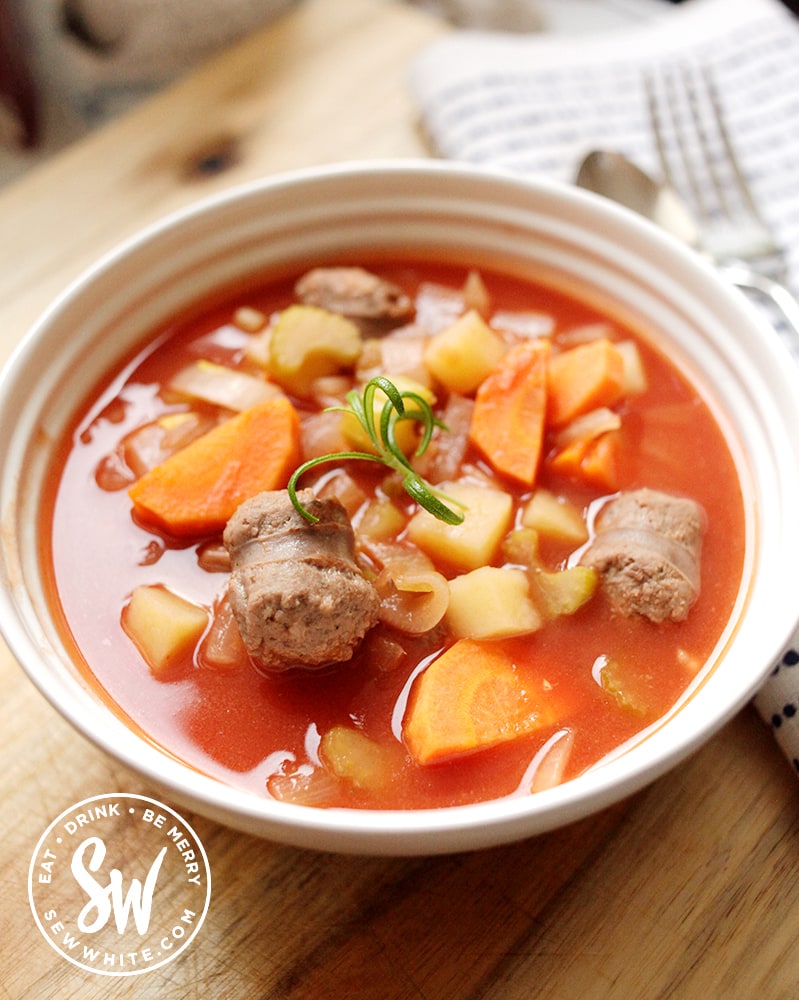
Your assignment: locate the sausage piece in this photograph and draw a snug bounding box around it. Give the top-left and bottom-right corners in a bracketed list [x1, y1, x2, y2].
[579, 488, 706, 623]
[295, 267, 414, 329]
[223, 489, 380, 671]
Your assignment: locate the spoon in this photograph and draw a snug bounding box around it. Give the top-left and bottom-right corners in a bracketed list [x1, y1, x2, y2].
[576, 150, 700, 248]
[575, 150, 799, 339]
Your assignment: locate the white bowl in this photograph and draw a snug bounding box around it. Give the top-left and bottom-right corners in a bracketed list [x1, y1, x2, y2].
[2, 160, 799, 855]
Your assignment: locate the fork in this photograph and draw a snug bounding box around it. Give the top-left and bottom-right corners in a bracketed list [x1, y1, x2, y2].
[645, 64, 799, 340]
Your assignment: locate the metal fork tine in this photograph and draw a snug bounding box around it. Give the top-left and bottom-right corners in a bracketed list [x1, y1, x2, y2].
[647, 68, 711, 224]
[645, 74, 673, 188]
[647, 63, 781, 262]
[681, 65, 735, 222]
[643, 63, 799, 336]
[701, 67, 771, 230]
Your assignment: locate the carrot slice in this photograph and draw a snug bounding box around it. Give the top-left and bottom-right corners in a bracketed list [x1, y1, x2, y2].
[468, 339, 550, 486]
[128, 395, 301, 537]
[403, 638, 559, 765]
[580, 431, 620, 489]
[549, 430, 620, 490]
[547, 338, 625, 427]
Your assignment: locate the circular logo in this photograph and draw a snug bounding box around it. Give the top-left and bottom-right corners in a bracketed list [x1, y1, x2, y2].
[28, 793, 211, 977]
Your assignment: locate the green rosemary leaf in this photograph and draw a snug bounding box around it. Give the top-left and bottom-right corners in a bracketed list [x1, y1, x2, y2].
[403, 475, 465, 525]
[287, 375, 465, 525]
[287, 450, 385, 523]
[371, 375, 406, 414]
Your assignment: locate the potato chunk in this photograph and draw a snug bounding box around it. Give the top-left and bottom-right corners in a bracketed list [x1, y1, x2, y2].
[446, 566, 542, 639]
[340, 374, 436, 457]
[595, 654, 651, 717]
[269, 304, 362, 397]
[122, 585, 208, 676]
[423, 309, 506, 394]
[357, 498, 406, 542]
[530, 565, 598, 618]
[521, 489, 588, 545]
[320, 726, 399, 791]
[407, 481, 512, 572]
[502, 527, 597, 619]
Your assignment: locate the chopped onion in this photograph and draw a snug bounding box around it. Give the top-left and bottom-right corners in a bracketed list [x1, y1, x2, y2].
[490, 309, 554, 339]
[309, 374, 353, 409]
[300, 410, 349, 461]
[369, 542, 449, 633]
[530, 729, 575, 792]
[196, 541, 231, 573]
[360, 630, 406, 673]
[377, 336, 432, 387]
[554, 407, 621, 449]
[462, 269, 491, 316]
[201, 597, 247, 670]
[616, 340, 648, 395]
[515, 729, 575, 794]
[267, 766, 341, 807]
[414, 281, 466, 332]
[316, 469, 368, 517]
[167, 360, 281, 412]
[558, 321, 615, 347]
[99, 411, 216, 487]
[233, 306, 267, 332]
[412, 393, 473, 485]
[95, 448, 136, 491]
[244, 326, 272, 368]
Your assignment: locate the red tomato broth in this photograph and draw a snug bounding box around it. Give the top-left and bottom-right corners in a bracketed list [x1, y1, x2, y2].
[42, 260, 745, 810]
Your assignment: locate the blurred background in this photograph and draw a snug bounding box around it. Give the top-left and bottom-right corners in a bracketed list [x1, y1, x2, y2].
[1, 0, 795, 188]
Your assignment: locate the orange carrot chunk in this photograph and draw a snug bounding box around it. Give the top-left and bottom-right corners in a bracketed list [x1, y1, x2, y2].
[468, 339, 550, 486]
[547, 338, 625, 427]
[128, 395, 301, 537]
[549, 430, 620, 490]
[579, 431, 620, 490]
[403, 638, 560, 765]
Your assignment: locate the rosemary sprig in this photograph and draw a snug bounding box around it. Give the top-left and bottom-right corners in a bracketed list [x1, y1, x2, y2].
[287, 375, 465, 525]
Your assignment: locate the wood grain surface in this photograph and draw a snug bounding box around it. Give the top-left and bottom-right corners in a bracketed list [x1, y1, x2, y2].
[1, 2, 799, 997]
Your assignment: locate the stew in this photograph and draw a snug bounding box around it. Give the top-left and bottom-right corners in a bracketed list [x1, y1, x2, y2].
[43, 259, 745, 809]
